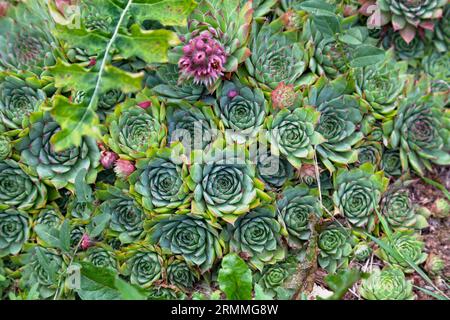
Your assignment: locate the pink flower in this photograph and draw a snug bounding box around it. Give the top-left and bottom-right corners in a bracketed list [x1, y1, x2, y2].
[0, 1, 9, 17]
[100, 150, 119, 169]
[114, 159, 135, 178]
[178, 31, 227, 87]
[271, 82, 298, 109]
[80, 234, 92, 250]
[55, 0, 75, 15]
[137, 101, 152, 109]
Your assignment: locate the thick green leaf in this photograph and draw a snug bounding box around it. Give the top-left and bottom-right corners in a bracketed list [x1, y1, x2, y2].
[218, 253, 253, 300]
[34, 225, 62, 250]
[129, 0, 198, 26]
[350, 45, 386, 68]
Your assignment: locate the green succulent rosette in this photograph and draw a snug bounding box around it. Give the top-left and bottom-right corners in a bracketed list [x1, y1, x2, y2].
[22, 246, 65, 299]
[0, 133, 11, 160]
[224, 206, 286, 271]
[267, 106, 324, 168]
[381, 180, 428, 230]
[354, 51, 408, 121]
[305, 76, 364, 171]
[215, 78, 268, 143]
[150, 64, 206, 103]
[256, 152, 294, 189]
[425, 4, 449, 53]
[104, 96, 166, 159]
[382, 30, 425, 60]
[121, 246, 163, 288]
[318, 224, 352, 273]
[0, 72, 46, 132]
[166, 257, 199, 291]
[277, 186, 321, 247]
[376, 230, 428, 273]
[84, 246, 118, 271]
[333, 163, 389, 231]
[147, 286, 184, 300]
[188, 143, 267, 224]
[353, 242, 372, 262]
[130, 145, 191, 214]
[16, 112, 100, 189]
[422, 52, 449, 84]
[34, 205, 63, 229]
[167, 102, 219, 154]
[385, 87, 450, 176]
[381, 148, 402, 177]
[0, 1, 58, 75]
[148, 214, 224, 274]
[245, 18, 310, 92]
[97, 185, 145, 244]
[0, 209, 30, 257]
[359, 267, 414, 300]
[0, 159, 47, 211]
[355, 141, 383, 168]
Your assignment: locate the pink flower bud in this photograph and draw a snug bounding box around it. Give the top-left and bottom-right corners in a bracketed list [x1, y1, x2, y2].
[80, 234, 92, 250]
[227, 89, 238, 99]
[100, 150, 119, 169]
[114, 159, 135, 178]
[0, 1, 9, 17]
[137, 101, 152, 109]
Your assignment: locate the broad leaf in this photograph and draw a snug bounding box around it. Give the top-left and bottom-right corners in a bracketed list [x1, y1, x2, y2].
[218, 253, 253, 300]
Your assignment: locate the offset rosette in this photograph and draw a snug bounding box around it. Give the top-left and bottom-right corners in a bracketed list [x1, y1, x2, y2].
[318, 224, 352, 273]
[359, 267, 414, 300]
[0, 209, 29, 257]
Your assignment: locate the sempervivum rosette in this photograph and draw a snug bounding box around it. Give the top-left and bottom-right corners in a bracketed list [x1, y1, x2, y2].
[354, 51, 408, 121]
[0, 133, 11, 160]
[277, 186, 321, 248]
[376, 230, 428, 273]
[16, 112, 100, 189]
[353, 242, 372, 262]
[318, 224, 352, 273]
[255, 256, 298, 299]
[333, 163, 388, 231]
[104, 96, 166, 159]
[245, 18, 310, 92]
[121, 245, 164, 288]
[381, 149, 402, 177]
[215, 78, 268, 143]
[0, 72, 46, 132]
[0, 209, 29, 257]
[382, 30, 425, 60]
[84, 246, 118, 270]
[174, 0, 252, 88]
[267, 106, 324, 168]
[355, 141, 383, 168]
[256, 152, 294, 189]
[22, 246, 65, 299]
[96, 185, 145, 244]
[385, 86, 450, 175]
[305, 77, 364, 172]
[130, 145, 191, 214]
[167, 102, 219, 155]
[224, 206, 286, 271]
[0, 159, 47, 211]
[381, 180, 428, 230]
[148, 214, 224, 273]
[34, 205, 63, 229]
[167, 257, 199, 291]
[359, 267, 414, 300]
[188, 143, 268, 223]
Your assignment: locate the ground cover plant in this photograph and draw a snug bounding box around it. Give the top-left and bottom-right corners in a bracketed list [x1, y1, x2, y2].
[0, 0, 448, 300]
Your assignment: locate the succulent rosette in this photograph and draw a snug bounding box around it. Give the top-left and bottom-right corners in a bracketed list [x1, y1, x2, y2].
[215, 78, 268, 143]
[104, 96, 166, 159]
[381, 148, 402, 177]
[0, 72, 46, 132]
[167, 103, 218, 155]
[224, 206, 286, 271]
[147, 286, 184, 300]
[422, 51, 450, 83]
[305, 77, 364, 171]
[267, 107, 324, 168]
[360, 0, 447, 44]
[0, 209, 29, 257]
[16, 112, 100, 189]
[97, 186, 145, 244]
[381, 180, 428, 230]
[382, 30, 425, 60]
[148, 214, 224, 273]
[376, 230, 428, 273]
[255, 256, 298, 298]
[120, 245, 164, 288]
[318, 224, 352, 273]
[276, 186, 321, 247]
[333, 163, 388, 230]
[245, 18, 310, 92]
[188, 143, 266, 223]
[256, 152, 294, 189]
[84, 246, 118, 270]
[385, 87, 450, 175]
[354, 52, 408, 120]
[359, 267, 414, 300]
[174, 0, 252, 88]
[22, 247, 65, 299]
[425, 253, 445, 276]
[34, 205, 63, 229]
[353, 242, 372, 262]
[0, 133, 11, 160]
[0, 159, 47, 211]
[355, 141, 383, 168]
[167, 258, 199, 291]
[130, 146, 191, 214]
